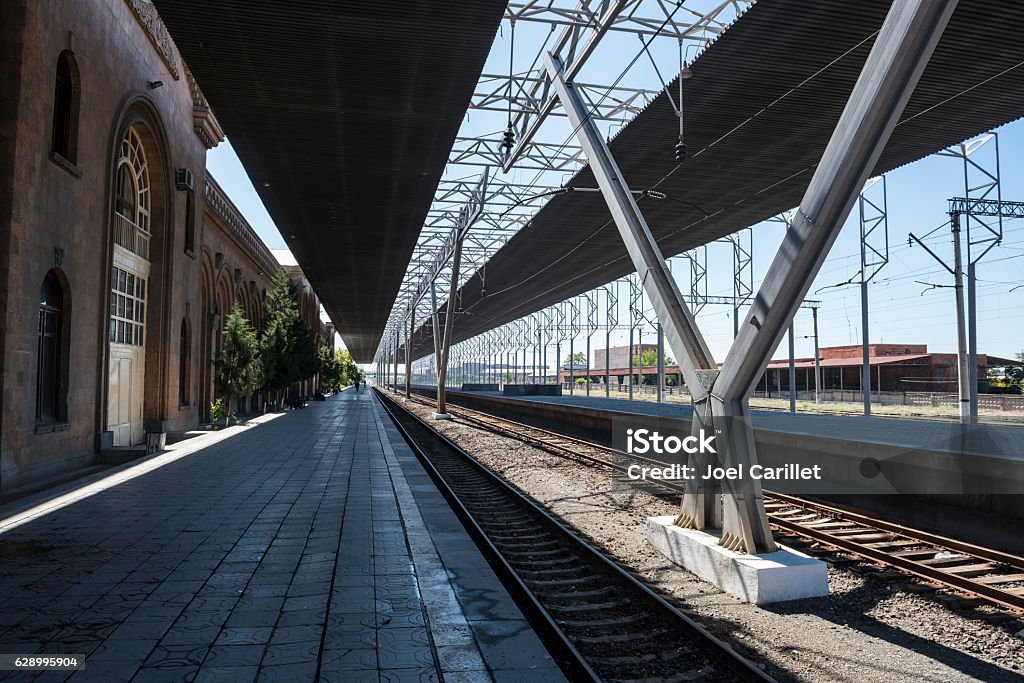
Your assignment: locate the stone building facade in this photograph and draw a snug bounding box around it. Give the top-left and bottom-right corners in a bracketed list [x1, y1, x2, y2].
[0, 0, 327, 491]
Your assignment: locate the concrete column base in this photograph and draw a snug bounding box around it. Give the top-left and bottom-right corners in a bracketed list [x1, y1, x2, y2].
[431, 413, 452, 421]
[646, 515, 828, 605]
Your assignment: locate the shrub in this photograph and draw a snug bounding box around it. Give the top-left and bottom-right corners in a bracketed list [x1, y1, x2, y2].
[210, 398, 235, 428]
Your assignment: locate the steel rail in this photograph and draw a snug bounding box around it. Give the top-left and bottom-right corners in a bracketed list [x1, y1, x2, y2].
[375, 388, 775, 682]
[397, 387, 1024, 615]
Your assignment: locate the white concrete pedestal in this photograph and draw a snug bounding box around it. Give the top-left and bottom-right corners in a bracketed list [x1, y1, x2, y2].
[646, 516, 828, 604]
[431, 413, 452, 421]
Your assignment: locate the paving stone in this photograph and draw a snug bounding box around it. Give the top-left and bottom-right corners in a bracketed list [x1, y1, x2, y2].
[255, 661, 319, 682]
[321, 645, 379, 671]
[260, 640, 321, 667]
[215, 627, 274, 646]
[380, 667, 443, 682]
[0, 392, 563, 682]
[203, 643, 266, 667]
[133, 665, 200, 681]
[193, 665, 260, 682]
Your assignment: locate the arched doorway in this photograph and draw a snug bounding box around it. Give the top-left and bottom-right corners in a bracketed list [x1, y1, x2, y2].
[107, 127, 151, 446]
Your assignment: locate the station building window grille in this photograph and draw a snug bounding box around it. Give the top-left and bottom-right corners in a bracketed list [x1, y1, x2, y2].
[110, 266, 146, 347]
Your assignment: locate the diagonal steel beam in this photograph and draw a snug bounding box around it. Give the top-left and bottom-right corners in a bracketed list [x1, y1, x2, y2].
[546, 0, 957, 555]
[545, 48, 732, 544]
[716, 0, 959, 402]
[704, 0, 959, 552]
[545, 51, 717, 394]
[504, 0, 634, 170]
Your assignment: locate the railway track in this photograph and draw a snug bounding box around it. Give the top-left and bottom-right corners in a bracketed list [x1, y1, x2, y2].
[374, 390, 774, 683]
[397, 389, 1024, 617]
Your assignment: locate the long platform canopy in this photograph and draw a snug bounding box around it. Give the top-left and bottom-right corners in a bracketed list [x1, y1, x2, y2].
[403, 0, 1024, 361]
[152, 0, 506, 361]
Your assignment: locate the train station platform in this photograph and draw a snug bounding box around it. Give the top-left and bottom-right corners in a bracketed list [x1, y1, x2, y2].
[446, 389, 1024, 460]
[0, 389, 562, 682]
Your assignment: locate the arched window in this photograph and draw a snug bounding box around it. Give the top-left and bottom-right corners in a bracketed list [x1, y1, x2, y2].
[51, 52, 79, 163]
[112, 128, 151, 258]
[179, 318, 191, 406]
[37, 271, 67, 423]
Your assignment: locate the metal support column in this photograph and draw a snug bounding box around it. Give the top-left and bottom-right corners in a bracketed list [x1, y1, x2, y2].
[657, 324, 666, 403]
[812, 306, 821, 404]
[435, 171, 488, 416]
[605, 283, 617, 397]
[937, 132, 1003, 422]
[952, 214, 971, 422]
[584, 291, 597, 396]
[710, 0, 956, 550]
[547, 50, 726, 540]
[968, 261, 977, 416]
[430, 282, 442, 384]
[788, 323, 796, 413]
[548, 0, 956, 553]
[628, 326, 635, 400]
[858, 175, 888, 416]
[542, 308, 550, 383]
[729, 230, 753, 339]
[861, 277, 871, 411]
[405, 312, 413, 399]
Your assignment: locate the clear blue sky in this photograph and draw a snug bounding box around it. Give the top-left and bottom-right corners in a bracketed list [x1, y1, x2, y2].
[207, 4, 1024, 366]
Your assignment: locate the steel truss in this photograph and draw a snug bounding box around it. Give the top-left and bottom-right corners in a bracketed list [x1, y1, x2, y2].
[502, 0, 754, 169]
[724, 229, 752, 338]
[682, 247, 708, 315]
[506, 0, 752, 39]
[912, 132, 1011, 422]
[377, 1, 753, 366]
[858, 175, 889, 416]
[471, 74, 658, 124]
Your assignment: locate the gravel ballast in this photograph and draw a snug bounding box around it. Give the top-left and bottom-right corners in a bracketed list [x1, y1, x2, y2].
[397, 397, 1024, 683]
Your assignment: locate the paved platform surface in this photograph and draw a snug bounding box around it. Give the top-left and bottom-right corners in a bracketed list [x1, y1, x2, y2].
[0, 389, 562, 682]
[440, 389, 1023, 460]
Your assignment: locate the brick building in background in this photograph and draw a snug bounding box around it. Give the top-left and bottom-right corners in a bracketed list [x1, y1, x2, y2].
[579, 343, 1016, 392]
[761, 343, 1018, 393]
[0, 0, 328, 491]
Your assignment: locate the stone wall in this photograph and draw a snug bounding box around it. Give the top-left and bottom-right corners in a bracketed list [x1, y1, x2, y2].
[0, 0, 325, 491]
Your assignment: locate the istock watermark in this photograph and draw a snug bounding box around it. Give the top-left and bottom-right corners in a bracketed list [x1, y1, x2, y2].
[625, 428, 716, 455]
[624, 462, 823, 482]
[610, 413, 1024, 496]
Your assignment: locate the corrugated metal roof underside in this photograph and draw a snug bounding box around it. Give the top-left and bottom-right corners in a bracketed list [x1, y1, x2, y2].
[152, 0, 506, 361]
[405, 0, 1024, 361]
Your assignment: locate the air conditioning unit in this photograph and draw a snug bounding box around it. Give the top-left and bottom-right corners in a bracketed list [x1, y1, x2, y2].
[175, 168, 194, 191]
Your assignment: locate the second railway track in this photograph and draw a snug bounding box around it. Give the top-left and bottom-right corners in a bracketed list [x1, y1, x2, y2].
[375, 389, 773, 683]
[395, 388, 1024, 619]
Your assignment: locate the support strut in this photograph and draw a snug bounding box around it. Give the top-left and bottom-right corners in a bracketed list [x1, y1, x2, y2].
[545, 0, 956, 554]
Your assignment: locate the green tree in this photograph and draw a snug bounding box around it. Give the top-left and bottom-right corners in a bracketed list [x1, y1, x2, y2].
[319, 346, 342, 390]
[260, 269, 321, 401]
[215, 303, 262, 418]
[260, 270, 298, 397]
[1002, 351, 1024, 385]
[563, 351, 587, 367]
[287, 313, 320, 383]
[338, 349, 360, 386]
[632, 349, 675, 367]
